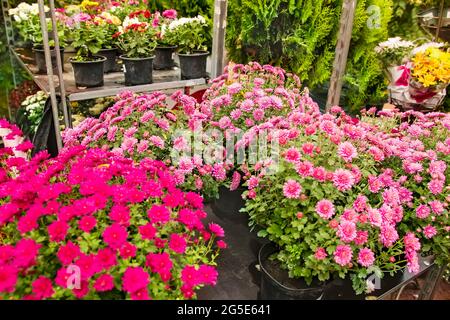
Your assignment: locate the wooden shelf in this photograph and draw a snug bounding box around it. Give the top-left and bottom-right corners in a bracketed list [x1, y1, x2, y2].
[11, 47, 207, 102]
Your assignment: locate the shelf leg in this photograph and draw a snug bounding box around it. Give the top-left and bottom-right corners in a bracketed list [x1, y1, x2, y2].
[48, 0, 71, 129]
[37, 0, 62, 151]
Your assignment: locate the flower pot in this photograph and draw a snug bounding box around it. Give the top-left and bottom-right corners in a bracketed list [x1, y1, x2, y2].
[154, 46, 177, 70]
[211, 186, 248, 227]
[408, 79, 446, 103]
[98, 48, 118, 73]
[177, 51, 209, 80]
[70, 56, 106, 88]
[120, 55, 154, 86]
[258, 243, 327, 300]
[33, 46, 65, 74]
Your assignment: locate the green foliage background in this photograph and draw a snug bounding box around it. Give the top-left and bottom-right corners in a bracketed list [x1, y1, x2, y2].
[226, 0, 394, 113]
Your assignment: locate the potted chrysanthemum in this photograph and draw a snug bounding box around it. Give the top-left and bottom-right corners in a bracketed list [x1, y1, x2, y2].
[69, 13, 108, 87]
[168, 15, 210, 79]
[242, 106, 450, 299]
[94, 11, 122, 73]
[153, 9, 178, 70]
[114, 10, 158, 86]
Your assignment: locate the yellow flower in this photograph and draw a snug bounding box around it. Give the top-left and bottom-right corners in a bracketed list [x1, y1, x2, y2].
[80, 0, 99, 11]
[412, 47, 450, 87]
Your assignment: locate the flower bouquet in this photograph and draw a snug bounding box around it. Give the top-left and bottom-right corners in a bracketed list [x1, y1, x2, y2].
[374, 37, 415, 86]
[409, 47, 450, 103]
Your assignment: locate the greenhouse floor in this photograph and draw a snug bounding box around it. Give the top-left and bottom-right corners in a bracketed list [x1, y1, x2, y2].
[198, 205, 267, 300]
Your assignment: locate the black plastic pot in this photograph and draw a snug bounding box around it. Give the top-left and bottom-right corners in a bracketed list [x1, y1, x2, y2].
[98, 48, 118, 73]
[120, 55, 154, 86]
[70, 56, 106, 88]
[212, 185, 246, 217]
[177, 51, 209, 79]
[33, 46, 65, 74]
[259, 243, 327, 300]
[154, 46, 177, 70]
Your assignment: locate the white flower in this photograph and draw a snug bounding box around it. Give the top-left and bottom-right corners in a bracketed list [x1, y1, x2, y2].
[365, 279, 376, 294]
[375, 37, 415, 54]
[168, 15, 207, 31]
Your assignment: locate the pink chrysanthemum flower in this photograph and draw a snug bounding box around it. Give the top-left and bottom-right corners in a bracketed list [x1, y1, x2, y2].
[333, 169, 355, 191]
[337, 142, 358, 162]
[357, 248, 375, 267]
[337, 220, 357, 243]
[423, 225, 437, 239]
[284, 147, 301, 163]
[314, 247, 328, 260]
[283, 179, 302, 199]
[333, 245, 353, 266]
[315, 199, 335, 219]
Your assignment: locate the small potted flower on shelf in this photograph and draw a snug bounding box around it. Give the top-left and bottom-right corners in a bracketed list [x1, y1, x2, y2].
[68, 13, 108, 87]
[114, 10, 158, 86]
[409, 46, 450, 103]
[374, 37, 415, 87]
[9, 2, 67, 74]
[153, 9, 178, 70]
[94, 11, 122, 73]
[168, 15, 210, 79]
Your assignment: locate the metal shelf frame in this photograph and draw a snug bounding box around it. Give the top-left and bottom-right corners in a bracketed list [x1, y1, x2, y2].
[5, 0, 229, 149]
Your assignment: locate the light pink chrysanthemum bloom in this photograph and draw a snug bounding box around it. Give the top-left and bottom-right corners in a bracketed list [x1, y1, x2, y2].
[283, 179, 302, 199]
[315, 199, 335, 219]
[333, 245, 353, 266]
[337, 142, 358, 162]
[357, 248, 375, 267]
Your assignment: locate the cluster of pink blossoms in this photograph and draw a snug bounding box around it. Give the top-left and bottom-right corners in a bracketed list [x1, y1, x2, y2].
[242, 103, 449, 290]
[62, 90, 231, 199]
[0, 141, 224, 300]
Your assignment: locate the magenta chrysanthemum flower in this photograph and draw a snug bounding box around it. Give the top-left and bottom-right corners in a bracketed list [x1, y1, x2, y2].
[122, 267, 150, 294]
[315, 199, 335, 219]
[337, 142, 358, 162]
[333, 169, 355, 191]
[209, 223, 225, 237]
[380, 223, 399, 248]
[357, 248, 375, 267]
[333, 245, 353, 266]
[283, 179, 302, 199]
[102, 223, 128, 249]
[93, 274, 115, 292]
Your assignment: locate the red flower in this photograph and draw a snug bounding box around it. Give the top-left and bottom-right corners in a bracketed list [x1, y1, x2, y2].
[32, 276, 54, 299]
[93, 274, 114, 292]
[102, 223, 128, 249]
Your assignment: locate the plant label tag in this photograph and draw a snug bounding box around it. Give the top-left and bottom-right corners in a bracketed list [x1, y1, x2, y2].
[123, 65, 127, 73]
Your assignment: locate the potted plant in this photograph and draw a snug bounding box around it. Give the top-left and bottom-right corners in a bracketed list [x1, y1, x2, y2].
[196, 62, 303, 217]
[168, 15, 210, 79]
[374, 37, 415, 87]
[241, 105, 450, 299]
[153, 9, 178, 70]
[95, 11, 122, 73]
[69, 13, 108, 88]
[409, 46, 450, 103]
[9, 2, 67, 74]
[62, 90, 230, 201]
[114, 11, 158, 86]
[0, 139, 225, 300]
